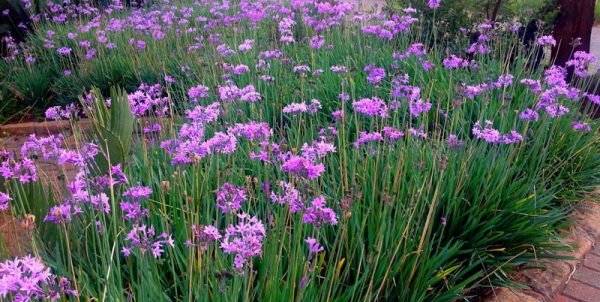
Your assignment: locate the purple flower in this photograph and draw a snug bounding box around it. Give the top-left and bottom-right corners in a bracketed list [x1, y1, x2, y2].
[352, 97, 388, 118]
[472, 121, 523, 144]
[519, 108, 539, 121]
[216, 44, 235, 57]
[136, 40, 146, 51]
[442, 55, 470, 70]
[409, 99, 432, 117]
[44, 204, 78, 224]
[122, 224, 174, 258]
[566, 51, 597, 77]
[259, 49, 283, 59]
[228, 122, 272, 142]
[238, 39, 254, 52]
[493, 74, 514, 88]
[270, 181, 303, 213]
[537, 35, 556, 46]
[188, 225, 221, 250]
[573, 121, 591, 133]
[204, 132, 237, 154]
[301, 140, 336, 161]
[25, 55, 36, 64]
[281, 156, 325, 179]
[188, 85, 210, 101]
[143, 123, 162, 134]
[520, 79, 542, 93]
[84, 48, 96, 60]
[464, 84, 488, 100]
[354, 131, 383, 149]
[408, 125, 427, 139]
[293, 65, 311, 74]
[428, 0, 441, 9]
[393, 43, 427, 60]
[309, 35, 324, 49]
[305, 237, 324, 256]
[303, 196, 338, 227]
[215, 183, 247, 214]
[0, 192, 11, 211]
[120, 201, 148, 222]
[220, 213, 265, 271]
[218, 83, 261, 103]
[446, 134, 464, 149]
[330, 65, 348, 73]
[283, 99, 321, 115]
[122, 185, 152, 201]
[111, 164, 129, 185]
[233, 64, 250, 75]
[382, 127, 405, 142]
[0, 255, 77, 300]
[364, 64, 386, 85]
[56, 47, 71, 56]
[45, 106, 61, 121]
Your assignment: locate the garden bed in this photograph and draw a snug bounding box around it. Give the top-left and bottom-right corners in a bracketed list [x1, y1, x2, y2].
[1, 0, 599, 301]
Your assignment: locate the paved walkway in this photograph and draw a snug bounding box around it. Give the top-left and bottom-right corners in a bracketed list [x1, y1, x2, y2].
[591, 26, 600, 71]
[552, 26, 600, 300]
[553, 243, 600, 302]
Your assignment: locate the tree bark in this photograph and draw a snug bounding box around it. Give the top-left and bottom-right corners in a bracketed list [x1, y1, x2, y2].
[551, 0, 596, 82]
[490, 0, 502, 22]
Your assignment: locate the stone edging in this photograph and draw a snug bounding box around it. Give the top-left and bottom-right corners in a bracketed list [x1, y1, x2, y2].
[0, 117, 165, 136]
[484, 201, 600, 301]
[0, 120, 92, 136]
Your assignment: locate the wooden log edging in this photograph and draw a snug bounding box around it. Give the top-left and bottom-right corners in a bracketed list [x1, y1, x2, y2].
[483, 199, 600, 302]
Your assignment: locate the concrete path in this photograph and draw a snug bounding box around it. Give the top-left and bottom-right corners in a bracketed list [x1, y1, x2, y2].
[591, 26, 600, 71]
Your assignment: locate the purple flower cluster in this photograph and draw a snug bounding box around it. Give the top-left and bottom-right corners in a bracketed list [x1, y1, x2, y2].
[45, 103, 79, 121]
[122, 224, 174, 258]
[188, 85, 210, 102]
[428, 0, 441, 9]
[409, 99, 432, 117]
[270, 181, 303, 213]
[0, 157, 38, 184]
[0, 255, 77, 301]
[283, 99, 322, 115]
[354, 131, 383, 149]
[566, 51, 597, 78]
[218, 83, 261, 103]
[519, 108, 539, 121]
[305, 237, 324, 257]
[128, 83, 169, 117]
[0, 192, 11, 211]
[537, 35, 556, 47]
[446, 134, 464, 149]
[220, 213, 266, 270]
[215, 183, 247, 213]
[361, 11, 418, 41]
[364, 64, 386, 85]
[238, 39, 254, 52]
[352, 97, 388, 118]
[303, 196, 338, 227]
[281, 156, 325, 179]
[472, 121, 523, 144]
[186, 225, 221, 250]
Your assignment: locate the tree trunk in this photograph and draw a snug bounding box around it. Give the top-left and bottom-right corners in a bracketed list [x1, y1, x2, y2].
[551, 0, 596, 82]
